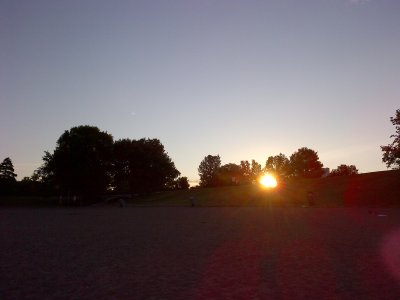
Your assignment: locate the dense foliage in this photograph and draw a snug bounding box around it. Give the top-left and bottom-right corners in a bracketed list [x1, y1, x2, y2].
[216, 163, 242, 186]
[198, 147, 327, 187]
[289, 147, 324, 179]
[265, 153, 290, 179]
[381, 109, 400, 169]
[171, 176, 190, 190]
[330, 164, 358, 176]
[39, 126, 114, 201]
[0, 157, 17, 195]
[0, 157, 17, 181]
[198, 148, 323, 187]
[198, 155, 221, 187]
[112, 138, 180, 194]
[32, 126, 180, 202]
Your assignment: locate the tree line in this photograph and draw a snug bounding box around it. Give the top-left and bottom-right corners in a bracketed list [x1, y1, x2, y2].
[197, 149, 359, 188]
[1, 108, 399, 199]
[0, 125, 188, 201]
[196, 107, 400, 188]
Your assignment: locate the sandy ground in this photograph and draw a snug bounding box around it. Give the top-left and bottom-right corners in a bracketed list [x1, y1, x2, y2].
[1, 206, 400, 299]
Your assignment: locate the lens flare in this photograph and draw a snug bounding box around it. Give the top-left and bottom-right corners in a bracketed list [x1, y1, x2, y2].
[259, 173, 278, 188]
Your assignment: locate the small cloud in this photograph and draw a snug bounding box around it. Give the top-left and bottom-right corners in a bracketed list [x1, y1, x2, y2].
[131, 111, 136, 116]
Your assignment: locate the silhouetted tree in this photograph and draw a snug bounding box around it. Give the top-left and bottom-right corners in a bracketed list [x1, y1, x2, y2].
[112, 139, 133, 192]
[0, 157, 17, 181]
[251, 159, 262, 181]
[0, 157, 17, 195]
[173, 176, 190, 190]
[240, 160, 251, 184]
[381, 109, 400, 169]
[289, 147, 324, 178]
[198, 155, 221, 187]
[29, 152, 57, 196]
[217, 163, 242, 186]
[39, 126, 114, 202]
[112, 138, 180, 194]
[265, 153, 290, 178]
[33, 152, 55, 183]
[329, 164, 358, 176]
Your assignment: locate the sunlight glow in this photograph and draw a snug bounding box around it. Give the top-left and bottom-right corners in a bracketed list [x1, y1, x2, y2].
[259, 173, 278, 188]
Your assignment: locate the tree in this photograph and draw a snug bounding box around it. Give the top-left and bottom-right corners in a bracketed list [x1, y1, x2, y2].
[198, 155, 221, 187]
[289, 147, 324, 178]
[112, 138, 180, 194]
[217, 163, 242, 186]
[0, 157, 17, 181]
[381, 109, 400, 169]
[329, 164, 358, 176]
[265, 153, 290, 178]
[239, 160, 251, 184]
[250, 159, 262, 181]
[173, 176, 190, 190]
[30, 152, 57, 196]
[112, 139, 134, 192]
[39, 125, 114, 202]
[33, 151, 55, 183]
[0, 157, 17, 195]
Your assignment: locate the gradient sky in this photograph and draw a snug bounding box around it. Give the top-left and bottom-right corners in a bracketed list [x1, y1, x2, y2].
[1, 0, 399, 184]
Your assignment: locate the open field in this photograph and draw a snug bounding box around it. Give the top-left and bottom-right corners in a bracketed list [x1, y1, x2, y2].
[2, 206, 400, 299]
[132, 170, 400, 207]
[1, 170, 399, 208]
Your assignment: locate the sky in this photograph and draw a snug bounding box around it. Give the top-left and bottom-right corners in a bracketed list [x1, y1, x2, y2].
[1, 0, 399, 184]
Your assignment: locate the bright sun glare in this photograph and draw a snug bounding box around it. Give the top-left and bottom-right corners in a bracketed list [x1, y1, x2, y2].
[259, 174, 278, 188]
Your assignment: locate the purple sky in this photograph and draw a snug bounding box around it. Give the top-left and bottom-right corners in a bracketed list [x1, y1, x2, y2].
[1, 0, 399, 184]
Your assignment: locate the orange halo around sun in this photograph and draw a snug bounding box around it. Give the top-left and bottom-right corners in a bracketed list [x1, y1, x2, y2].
[259, 173, 278, 188]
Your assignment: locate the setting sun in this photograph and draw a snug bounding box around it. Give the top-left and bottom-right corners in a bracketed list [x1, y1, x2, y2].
[259, 173, 278, 188]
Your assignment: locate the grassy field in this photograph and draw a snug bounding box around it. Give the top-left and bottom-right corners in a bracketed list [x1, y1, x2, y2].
[132, 170, 400, 207]
[1, 170, 399, 207]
